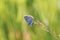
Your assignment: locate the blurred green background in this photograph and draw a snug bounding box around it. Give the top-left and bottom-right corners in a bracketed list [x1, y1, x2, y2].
[0, 0, 60, 40]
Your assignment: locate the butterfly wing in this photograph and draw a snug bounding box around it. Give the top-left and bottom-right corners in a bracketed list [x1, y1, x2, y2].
[24, 15, 34, 26]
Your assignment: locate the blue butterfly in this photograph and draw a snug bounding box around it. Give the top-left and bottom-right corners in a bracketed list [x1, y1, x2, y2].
[24, 15, 34, 26]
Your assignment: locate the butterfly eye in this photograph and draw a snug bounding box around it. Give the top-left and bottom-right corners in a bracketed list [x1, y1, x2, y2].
[24, 15, 34, 26]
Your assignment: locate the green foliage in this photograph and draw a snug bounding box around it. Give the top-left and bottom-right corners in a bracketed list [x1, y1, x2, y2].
[0, 0, 60, 40]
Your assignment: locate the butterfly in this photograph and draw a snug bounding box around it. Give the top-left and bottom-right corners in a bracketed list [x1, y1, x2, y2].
[24, 15, 34, 26]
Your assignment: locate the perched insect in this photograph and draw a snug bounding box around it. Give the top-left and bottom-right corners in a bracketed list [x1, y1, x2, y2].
[24, 15, 34, 26]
